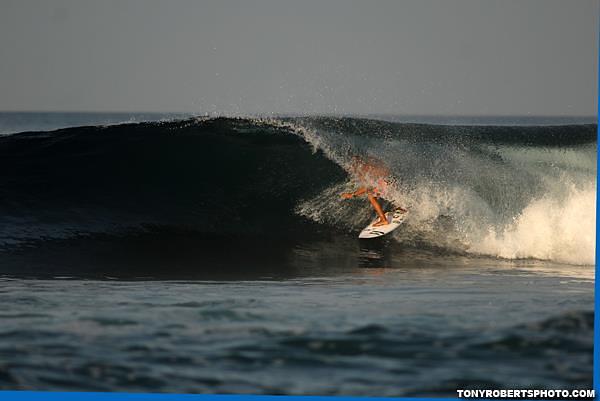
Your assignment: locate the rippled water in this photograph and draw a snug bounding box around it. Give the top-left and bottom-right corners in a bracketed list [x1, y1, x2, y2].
[0, 254, 593, 396]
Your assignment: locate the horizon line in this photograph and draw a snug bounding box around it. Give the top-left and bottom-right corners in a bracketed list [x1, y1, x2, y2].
[0, 110, 597, 119]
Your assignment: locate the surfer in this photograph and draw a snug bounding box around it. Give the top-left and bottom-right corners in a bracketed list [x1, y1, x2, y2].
[341, 156, 407, 226]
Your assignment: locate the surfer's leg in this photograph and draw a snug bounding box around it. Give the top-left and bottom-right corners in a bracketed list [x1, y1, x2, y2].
[368, 193, 388, 226]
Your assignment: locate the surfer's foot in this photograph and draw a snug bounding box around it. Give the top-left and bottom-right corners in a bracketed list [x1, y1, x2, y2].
[373, 218, 389, 227]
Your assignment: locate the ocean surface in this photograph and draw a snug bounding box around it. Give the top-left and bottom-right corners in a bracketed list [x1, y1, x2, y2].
[0, 112, 595, 396]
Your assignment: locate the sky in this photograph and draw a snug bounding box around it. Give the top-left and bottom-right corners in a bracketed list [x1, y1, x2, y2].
[0, 0, 598, 116]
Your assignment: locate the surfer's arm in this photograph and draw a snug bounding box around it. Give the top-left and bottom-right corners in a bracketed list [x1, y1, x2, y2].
[341, 187, 368, 199]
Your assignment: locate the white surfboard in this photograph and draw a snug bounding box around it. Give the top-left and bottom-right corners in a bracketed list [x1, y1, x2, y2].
[358, 209, 406, 239]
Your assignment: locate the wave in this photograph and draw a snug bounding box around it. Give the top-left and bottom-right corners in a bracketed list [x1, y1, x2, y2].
[0, 116, 596, 265]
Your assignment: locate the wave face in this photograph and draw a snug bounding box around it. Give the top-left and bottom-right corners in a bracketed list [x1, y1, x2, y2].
[0, 116, 596, 265]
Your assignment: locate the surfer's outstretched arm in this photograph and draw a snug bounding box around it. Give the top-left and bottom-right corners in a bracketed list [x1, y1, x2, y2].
[341, 187, 389, 226]
[341, 187, 368, 199]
